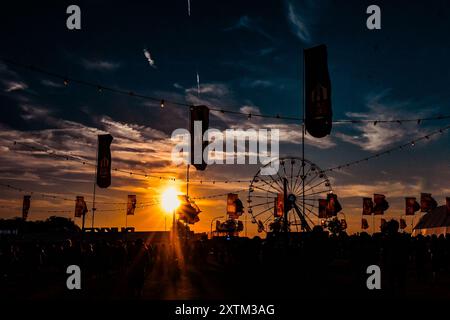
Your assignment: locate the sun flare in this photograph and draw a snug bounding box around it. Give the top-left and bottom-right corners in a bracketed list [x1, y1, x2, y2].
[161, 187, 181, 213]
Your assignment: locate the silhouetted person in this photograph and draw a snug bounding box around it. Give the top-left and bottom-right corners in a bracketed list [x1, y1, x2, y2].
[127, 239, 150, 297]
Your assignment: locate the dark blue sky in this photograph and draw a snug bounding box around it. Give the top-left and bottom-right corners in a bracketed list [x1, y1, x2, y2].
[0, 0, 449, 233]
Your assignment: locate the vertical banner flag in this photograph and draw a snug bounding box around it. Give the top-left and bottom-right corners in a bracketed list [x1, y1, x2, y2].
[190, 105, 209, 171]
[318, 199, 328, 218]
[361, 218, 369, 230]
[22, 195, 31, 220]
[420, 193, 437, 212]
[127, 195, 137, 216]
[304, 44, 333, 138]
[97, 134, 113, 188]
[75, 196, 88, 218]
[405, 197, 420, 216]
[446, 197, 450, 214]
[274, 193, 284, 217]
[326, 193, 342, 217]
[373, 194, 389, 215]
[399, 218, 407, 230]
[362, 197, 373, 215]
[227, 193, 243, 219]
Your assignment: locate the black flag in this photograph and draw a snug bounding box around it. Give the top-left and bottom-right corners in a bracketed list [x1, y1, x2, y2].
[127, 195, 137, 216]
[420, 193, 437, 212]
[326, 193, 342, 217]
[405, 197, 420, 216]
[190, 105, 209, 171]
[74, 196, 88, 218]
[362, 197, 374, 215]
[22, 195, 31, 220]
[373, 194, 389, 215]
[97, 134, 113, 188]
[304, 45, 332, 138]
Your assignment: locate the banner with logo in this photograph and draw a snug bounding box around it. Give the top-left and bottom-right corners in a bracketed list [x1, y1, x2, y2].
[373, 194, 389, 215]
[97, 134, 113, 188]
[227, 193, 243, 219]
[190, 105, 209, 171]
[75, 196, 88, 218]
[326, 193, 342, 217]
[304, 44, 332, 138]
[362, 197, 373, 215]
[274, 193, 284, 217]
[318, 199, 328, 218]
[127, 195, 137, 216]
[420, 193, 437, 212]
[405, 197, 420, 216]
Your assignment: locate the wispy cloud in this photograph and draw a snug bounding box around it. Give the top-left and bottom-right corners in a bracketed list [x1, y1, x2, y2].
[143, 49, 157, 68]
[81, 59, 120, 71]
[285, 1, 311, 43]
[335, 92, 436, 151]
[2, 80, 28, 92]
[224, 16, 273, 41]
[41, 79, 64, 88]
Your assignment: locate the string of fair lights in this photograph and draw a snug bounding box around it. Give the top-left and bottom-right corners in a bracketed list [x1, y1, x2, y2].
[3, 122, 450, 185]
[2, 57, 450, 125]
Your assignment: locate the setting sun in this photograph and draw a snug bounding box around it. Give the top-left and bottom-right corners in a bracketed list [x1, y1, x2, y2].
[161, 187, 181, 213]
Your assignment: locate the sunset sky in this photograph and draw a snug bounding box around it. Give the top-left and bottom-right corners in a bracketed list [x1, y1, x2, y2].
[0, 0, 449, 236]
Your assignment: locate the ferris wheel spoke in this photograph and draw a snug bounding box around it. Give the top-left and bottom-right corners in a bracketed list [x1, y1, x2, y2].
[303, 185, 330, 196]
[250, 194, 273, 199]
[263, 214, 273, 224]
[303, 179, 328, 194]
[292, 162, 303, 194]
[294, 169, 317, 194]
[250, 201, 273, 208]
[303, 205, 319, 218]
[251, 185, 279, 195]
[258, 176, 283, 194]
[299, 173, 321, 193]
[303, 189, 330, 198]
[304, 209, 317, 225]
[253, 206, 275, 218]
[299, 201, 317, 208]
[269, 174, 285, 193]
[289, 162, 294, 193]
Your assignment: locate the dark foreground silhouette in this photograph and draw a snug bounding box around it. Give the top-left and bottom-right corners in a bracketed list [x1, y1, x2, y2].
[1, 226, 450, 300]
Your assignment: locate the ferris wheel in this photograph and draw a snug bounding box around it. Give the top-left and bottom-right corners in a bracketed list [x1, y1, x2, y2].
[247, 157, 333, 233]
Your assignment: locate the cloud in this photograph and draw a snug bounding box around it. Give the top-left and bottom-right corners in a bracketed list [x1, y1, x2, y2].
[2, 80, 28, 92]
[241, 79, 274, 88]
[41, 79, 64, 88]
[143, 49, 157, 68]
[224, 16, 273, 41]
[335, 92, 435, 151]
[81, 59, 120, 71]
[285, 1, 311, 43]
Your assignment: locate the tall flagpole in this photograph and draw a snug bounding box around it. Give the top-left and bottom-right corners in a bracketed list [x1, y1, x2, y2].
[302, 49, 306, 230]
[92, 138, 98, 229]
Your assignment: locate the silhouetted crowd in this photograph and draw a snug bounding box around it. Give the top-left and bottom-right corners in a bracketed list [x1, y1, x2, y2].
[1, 225, 450, 299]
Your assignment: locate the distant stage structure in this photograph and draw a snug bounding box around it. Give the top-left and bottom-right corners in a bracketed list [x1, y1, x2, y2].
[247, 157, 332, 234]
